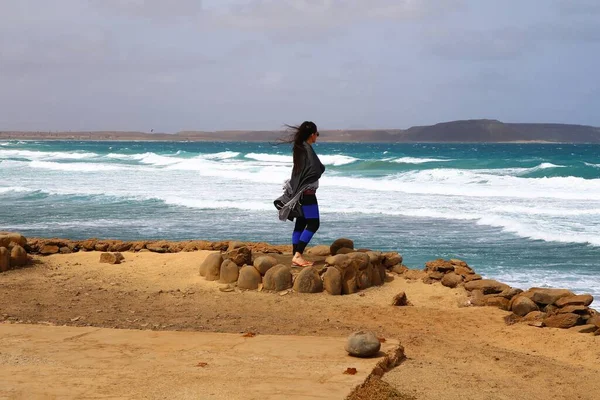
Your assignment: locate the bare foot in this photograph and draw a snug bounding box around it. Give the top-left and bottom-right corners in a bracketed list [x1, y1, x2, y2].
[292, 253, 313, 267]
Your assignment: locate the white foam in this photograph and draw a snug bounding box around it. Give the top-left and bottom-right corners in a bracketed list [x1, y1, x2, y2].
[393, 157, 453, 164]
[164, 197, 271, 211]
[29, 161, 123, 172]
[0, 186, 35, 194]
[245, 153, 292, 163]
[202, 151, 240, 160]
[0, 149, 98, 160]
[584, 162, 600, 168]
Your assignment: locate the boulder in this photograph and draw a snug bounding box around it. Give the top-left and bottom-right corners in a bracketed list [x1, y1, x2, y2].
[569, 325, 598, 334]
[511, 296, 539, 317]
[322, 267, 342, 295]
[498, 288, 523, 300]
[522, 311, 547, 322]
[227, 241, 246, 252]
[392, 292, 408, 306]
[146, 242, 169, 253]
[347, 252, 370, 270]
[365, 251, 383, 265]
[263, 265, 292, 291]
[40, 245, 60, 255]
[219, 260, 239, 284]
[80, 239, 97, 251]
[9, 245, 28, 267]
[588, 315, 600, 328]
[0, 232, 27, 248]
[253, 256, 278, 275]
[112, 242, 132, 252]
[325, 254, 351, 269]
[557, 305, 589, 314]
[454, 265, 475, 276]
[555, 294, 594, 308]
[339, 266, 358, 295]
[224, 246, 252, 266]
[441, 272, 463, 288]
[424, 259, 455, 273]
[0, 247, 9, 272]
[485, 296, 510, 311]
[428, 271, 445, 280]
[464, 274, 482, 282]
[337, 247, 354, 255]
[357, 267, 372, 290]
[59, 247, 72, 254]
[464, 279, 510, 294]
[382, 252, 403, 268]
[95, 242, 110, 252]
[99, 253, 121, 264]
[403, 269, 426, 280]
[199, 253, 223, 277]
[526, 288, 575, 306]
[330, 238, 354, 256]
[543, 313, 581, 329]
[305, 245, 331, 257]
[345, 331, 381, 358]
[293, 267, 323, 293]
[372, 265, 386, 286]
[237, 265, 262, 290]
[391, 265, 408, 275]
[450, 259, 469, 268]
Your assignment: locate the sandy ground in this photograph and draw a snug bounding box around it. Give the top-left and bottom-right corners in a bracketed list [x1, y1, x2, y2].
[1, 251, 599, 399]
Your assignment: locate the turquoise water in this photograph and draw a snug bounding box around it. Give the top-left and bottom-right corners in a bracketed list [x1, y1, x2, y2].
[1, 140, 599, 300]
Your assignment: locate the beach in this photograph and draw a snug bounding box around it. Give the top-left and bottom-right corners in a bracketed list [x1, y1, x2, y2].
[1, 247, 599, 399]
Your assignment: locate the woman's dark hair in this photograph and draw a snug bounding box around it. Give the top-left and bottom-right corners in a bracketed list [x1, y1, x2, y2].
[278, 121, 318, 175]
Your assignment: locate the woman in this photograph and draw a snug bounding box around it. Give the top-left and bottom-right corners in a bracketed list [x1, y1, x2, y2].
[274, 121, 325, 267]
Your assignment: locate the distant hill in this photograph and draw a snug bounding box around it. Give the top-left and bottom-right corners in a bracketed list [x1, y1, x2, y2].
[2, 119, 599, 143]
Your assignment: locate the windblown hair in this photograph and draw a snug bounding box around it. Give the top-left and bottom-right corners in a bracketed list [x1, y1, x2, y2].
[278, 121, 318, 175]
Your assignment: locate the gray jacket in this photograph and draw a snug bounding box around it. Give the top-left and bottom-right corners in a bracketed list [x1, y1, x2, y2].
[274, 142, 325, 221]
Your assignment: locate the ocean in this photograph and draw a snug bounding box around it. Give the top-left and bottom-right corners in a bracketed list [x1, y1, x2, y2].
[1, 140, 599, 301]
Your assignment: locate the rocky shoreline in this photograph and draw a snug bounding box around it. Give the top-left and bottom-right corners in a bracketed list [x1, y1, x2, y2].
[2, 232, 598, 335]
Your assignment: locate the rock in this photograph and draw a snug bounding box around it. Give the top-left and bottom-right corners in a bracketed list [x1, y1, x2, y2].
[237, 265, 262, 290]
[263, 265, 293, 291]
[293, 267, 323, 293]
[392, 292, 408, 306]
[325, 254, 351, 269]
[569, 324, 598, 334]
[543, 304, 559, 314]
[372, 265, 386, 286]
[428, 271, 444, 280]
[305, 245, 331, 257]
[357, 267, 372, 290]
[0, 232, 27, 248]
[347, 252, 370, 270]
[79, 239, 97, 251]
[522, 311, 547, 322]
[464, 279, 510, 294]
[0, 247, 9, 272]
[146, 242, 169, 253]
[391, 265, 408, 275]
[219, 260, 239, 284]
[224, 246, 252, 266]
[464, 274, 482, 282]
[424, 259, 455, 273]
[450, 259, 469, 268]
[330, 238, 354, 256]
[345, 331, 381, 358]
[114, 253, 124, 262]
[485, 297, 510, 310]
[337, 247, 354, 255]
[543, 313, 581, 329]
[199, 253, 223, 277]
[40, 244, 60, 255]
[59, 247, 72, 254]
[340, 266, 358, 295]
[588, 315, 600, 328]
[365, 251, 383, 265]
[454, 265, 475, 276]
[441, 272, 463, 288]
[99, 253, 121, 264]
[382, 252, 403, 268]
[9, 245, 28, 267]
[95, 242, 110, 252]
[112, 242, 132, 252]
[511, 296, 539, 317]
[227, 241, 246, 252]
[555, 294, 594, 308]
[323, 267, 342, 295]
[526, 288, 575, 306]
[253, 256, 278, 275]
[557, 305, 589, 314]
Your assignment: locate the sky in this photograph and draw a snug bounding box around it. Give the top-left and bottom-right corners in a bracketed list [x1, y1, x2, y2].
[1, 0, 599, 132]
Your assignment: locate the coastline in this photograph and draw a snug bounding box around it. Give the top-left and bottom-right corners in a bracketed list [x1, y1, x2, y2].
[2, 234, 599, 399]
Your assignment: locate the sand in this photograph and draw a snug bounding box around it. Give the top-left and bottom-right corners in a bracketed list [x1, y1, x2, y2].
[1, 251, 599, 399]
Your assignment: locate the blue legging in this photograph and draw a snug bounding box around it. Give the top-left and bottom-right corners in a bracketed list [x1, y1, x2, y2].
[292, 194, 320, 255]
